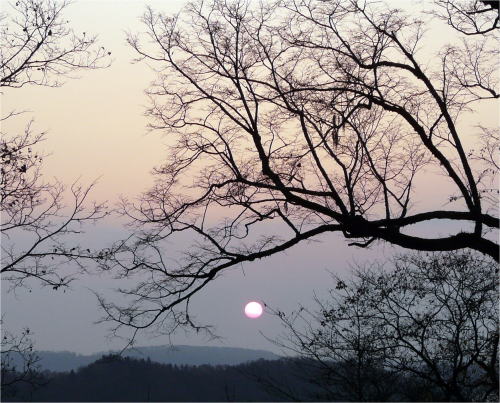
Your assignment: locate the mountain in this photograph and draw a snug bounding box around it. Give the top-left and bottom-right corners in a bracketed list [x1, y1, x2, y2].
[23, 345, 280, 372]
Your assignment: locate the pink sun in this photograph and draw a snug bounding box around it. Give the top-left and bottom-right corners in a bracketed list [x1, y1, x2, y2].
[244, 301, 263, 319]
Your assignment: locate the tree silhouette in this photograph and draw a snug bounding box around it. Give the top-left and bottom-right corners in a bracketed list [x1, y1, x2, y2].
[0, 122, 108, 289]
[1, 0, 111, 289]
[1, 1, 111, 395]
[272, 251, 499, 401]
[0, 325, 44, 397]
[433, 0, 499, 35]
[1, 0, 110, 88]
[1, 1, 111, 394]
[96, 0, 498, 336]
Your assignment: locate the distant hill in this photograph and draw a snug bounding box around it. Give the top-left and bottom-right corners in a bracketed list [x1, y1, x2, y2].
[19, 345, 281, 372]
[2, 353, 433, 402]
[3, 355, 326, 402]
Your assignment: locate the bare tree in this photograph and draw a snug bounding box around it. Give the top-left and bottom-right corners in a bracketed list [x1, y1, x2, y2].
[267, 294, 400, 401]
[1, 1, 111, 393]
[0, 122, 108, 289]
[432, 0, 499, 35]
[272, 251, 499, 401]
[1, 0, 111, 289]
[1, 0, 110, 87]
[1, 324, 44, 397]
[97, 0, 498, 335]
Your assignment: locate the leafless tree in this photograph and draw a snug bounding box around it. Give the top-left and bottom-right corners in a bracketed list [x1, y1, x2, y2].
[267, 293, 400, 401]
[272, 251, 499, 401]
[432, 0, 499, 35]
[1, 0, 111, 289]
[1, 0, 110, 87]
[0, 123, 108, 289]
[1, 1, 111, 393]
[1, 324, 44, 397]
[97, 0, 498, 335]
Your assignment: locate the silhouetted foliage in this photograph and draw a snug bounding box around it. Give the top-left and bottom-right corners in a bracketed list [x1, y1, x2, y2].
[2, 355, 317, 402]
[1, 326, 44, 398]
[2, 353, 445, 401]
[272, 251, 499, 401]
[97, 0, 498, 340]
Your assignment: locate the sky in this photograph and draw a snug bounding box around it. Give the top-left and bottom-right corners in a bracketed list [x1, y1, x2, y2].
[1, 0, 386, 354]
[1, 0, 497, 355]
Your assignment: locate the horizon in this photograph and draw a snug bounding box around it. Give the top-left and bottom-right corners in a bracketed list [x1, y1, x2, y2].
[34, 343, 282, 355]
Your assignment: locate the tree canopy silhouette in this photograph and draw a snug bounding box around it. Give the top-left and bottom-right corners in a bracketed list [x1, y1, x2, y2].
[1, 326, 44, 398]
[271, 251, 499, 401]
[98, 0, 498, 335]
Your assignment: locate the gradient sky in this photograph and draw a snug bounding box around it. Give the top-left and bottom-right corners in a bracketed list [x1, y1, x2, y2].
[2, 0, 382, 354]
[1, 0, 497, 355]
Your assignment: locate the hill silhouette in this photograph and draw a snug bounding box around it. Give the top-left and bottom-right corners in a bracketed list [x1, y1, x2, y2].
[2, 352, 442, 401]
[11, 345, 280, 372]
[4, 355, 326, 401]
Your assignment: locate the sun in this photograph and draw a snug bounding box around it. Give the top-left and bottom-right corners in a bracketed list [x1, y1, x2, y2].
[244, 301, 263, 319]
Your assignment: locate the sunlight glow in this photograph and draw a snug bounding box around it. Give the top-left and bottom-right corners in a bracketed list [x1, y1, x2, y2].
[244, 301, 263, 319]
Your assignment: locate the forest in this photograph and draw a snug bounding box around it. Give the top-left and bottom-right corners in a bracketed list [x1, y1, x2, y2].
[2, 354, 460, 402]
